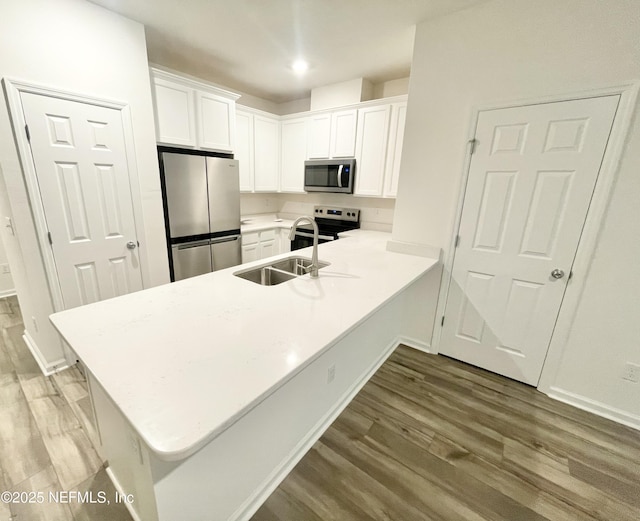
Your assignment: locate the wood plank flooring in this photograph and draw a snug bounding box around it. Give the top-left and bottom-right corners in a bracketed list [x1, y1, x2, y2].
[251, 346, 640, 521]
[2, 296, 638, 520]
[0, 296, 131, 521]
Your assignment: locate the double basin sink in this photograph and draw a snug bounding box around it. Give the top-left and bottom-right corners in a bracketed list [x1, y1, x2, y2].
[234, 256, 330, 286]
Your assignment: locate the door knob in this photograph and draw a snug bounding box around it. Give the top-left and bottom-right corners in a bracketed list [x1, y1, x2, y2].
[126, 241, 137, 250]
[551, 269, 565, 279]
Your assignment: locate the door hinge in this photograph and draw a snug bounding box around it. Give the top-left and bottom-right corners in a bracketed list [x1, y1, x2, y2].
[25, 124, 31, 142]
[455, 235, 460, 248]
[47, 231, 52, 245]
[468, 138, 477, 155]
[441, 316, 445, 326]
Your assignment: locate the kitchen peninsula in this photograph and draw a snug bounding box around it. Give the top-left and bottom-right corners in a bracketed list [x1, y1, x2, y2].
[50, 230, 439, 521]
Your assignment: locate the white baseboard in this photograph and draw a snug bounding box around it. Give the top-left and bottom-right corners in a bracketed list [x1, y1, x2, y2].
[398, 336, 432, 354]
[22, 330, 69, 376]
[105, 467, 143, 521]
[232, 337, 400, 521]
[548, 386, 640, 431]
[0, 289, 17, 299]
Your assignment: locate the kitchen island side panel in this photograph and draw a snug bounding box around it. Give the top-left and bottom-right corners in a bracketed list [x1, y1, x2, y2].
[89, 374, 159, 521]
[147, 272, 432, 521]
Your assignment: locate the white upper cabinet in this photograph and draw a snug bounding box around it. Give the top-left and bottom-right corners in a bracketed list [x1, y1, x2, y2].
[330, 109, 358, 158]
[383, 102, 407, 198]
[307, 114, 331, 159]
[150, 68, 239, 152]
[354, 105, 391, 197]
[152, 77, 197, 147]
[197, 91, 236, 152]
[237, 108, 280, 192]
[235, 110, 254, 192]
[280, 118, 307, 193]
[253, 115, 280, 192]
[307, 110, 358, 159]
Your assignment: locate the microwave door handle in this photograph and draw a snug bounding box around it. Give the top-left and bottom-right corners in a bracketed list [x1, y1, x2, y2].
[337, 165, 343, 188]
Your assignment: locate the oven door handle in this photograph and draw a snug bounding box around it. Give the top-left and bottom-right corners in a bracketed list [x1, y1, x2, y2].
[293, 231, 335, 241]
[337, 164, 343, 188]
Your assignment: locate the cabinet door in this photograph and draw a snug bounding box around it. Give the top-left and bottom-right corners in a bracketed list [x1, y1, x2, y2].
[253, 115, 280, 192]
[259, 238, 277, 259]
[197, 91, 236, 152]
[384, 102, 407, 198]
[354, 105, 391, 197]
[279, 229, 292, 254]
[307, 114, 331, 159]
[241, 243, 258, 264]
[280, 118, 307, 193]
[330, 109, 357, 158]
[241, 231, 259, 264]
[152, 78, 197, 147]
[236, 111, 254, 192]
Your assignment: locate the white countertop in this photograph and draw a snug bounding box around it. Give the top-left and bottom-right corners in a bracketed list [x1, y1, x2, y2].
[50, 230, 438, 461]
[240, 213, 294, 233]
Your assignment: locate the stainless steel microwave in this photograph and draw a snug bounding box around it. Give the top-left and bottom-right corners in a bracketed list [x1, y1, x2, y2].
[304, 159, 355, 193]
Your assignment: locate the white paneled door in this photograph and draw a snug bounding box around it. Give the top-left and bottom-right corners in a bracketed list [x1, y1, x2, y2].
[441, 96, 619, 385]
[20, 92, 143, 309]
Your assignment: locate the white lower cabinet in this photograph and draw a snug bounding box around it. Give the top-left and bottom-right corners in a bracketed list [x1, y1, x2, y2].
[241, 229, 279, 263]
[279, 229, 292, 254]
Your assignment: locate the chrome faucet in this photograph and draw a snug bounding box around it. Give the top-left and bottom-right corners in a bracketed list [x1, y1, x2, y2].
[289, 216, 319, 278]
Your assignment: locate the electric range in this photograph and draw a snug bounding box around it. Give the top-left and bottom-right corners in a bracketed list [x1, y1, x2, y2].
[290, 205, 360, 251]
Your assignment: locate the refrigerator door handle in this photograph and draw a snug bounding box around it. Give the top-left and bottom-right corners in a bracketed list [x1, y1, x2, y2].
[174, 240, 211, 250]
[210, 234, 241, 245]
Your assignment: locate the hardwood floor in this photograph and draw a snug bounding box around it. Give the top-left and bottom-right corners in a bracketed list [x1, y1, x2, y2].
[2, 296, 639, 520]
[0, 296, 131, 521]
[251, 346, 640, 521]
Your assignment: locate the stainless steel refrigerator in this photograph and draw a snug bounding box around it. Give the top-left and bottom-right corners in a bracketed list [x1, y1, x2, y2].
[160, 150, 241, 281]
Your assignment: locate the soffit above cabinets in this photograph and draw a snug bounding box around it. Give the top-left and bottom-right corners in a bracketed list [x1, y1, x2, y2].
[88, 0, 490, 103]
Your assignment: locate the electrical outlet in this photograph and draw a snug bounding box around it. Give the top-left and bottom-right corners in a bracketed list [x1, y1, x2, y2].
[622, 362, 640, 383]
[0, 264, 9, 274]
[327, 364, 336, 383]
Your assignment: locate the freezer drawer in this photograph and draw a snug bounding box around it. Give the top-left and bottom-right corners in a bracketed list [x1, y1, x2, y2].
[171, 241, 212, 281]
[211, 235, 241, 271]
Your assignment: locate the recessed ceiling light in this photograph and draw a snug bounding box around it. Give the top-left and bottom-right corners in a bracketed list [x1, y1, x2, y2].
[291, 59, 309, 74]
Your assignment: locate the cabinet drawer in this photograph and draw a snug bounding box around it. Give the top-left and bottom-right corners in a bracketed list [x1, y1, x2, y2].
[242, 232, 260, 245]
[260, 229, 276, 240]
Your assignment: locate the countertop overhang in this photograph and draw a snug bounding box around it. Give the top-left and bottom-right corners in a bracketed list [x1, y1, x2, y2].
[49, 230, 438, 461]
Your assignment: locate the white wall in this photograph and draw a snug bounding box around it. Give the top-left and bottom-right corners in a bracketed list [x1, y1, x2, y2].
[0, 213, 15, 297]
[0, 0, 169, 369]
[372, 77, 410, 99]
[394, 0, 640, 422]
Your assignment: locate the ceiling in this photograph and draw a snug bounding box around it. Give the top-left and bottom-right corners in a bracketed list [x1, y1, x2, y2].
[89, 0, 487, 104]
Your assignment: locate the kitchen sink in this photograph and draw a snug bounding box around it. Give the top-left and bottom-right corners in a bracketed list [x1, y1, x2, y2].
[270, 256, 330, 276]
[234, 256, 330, 286]
[234, 266, 297, 286]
